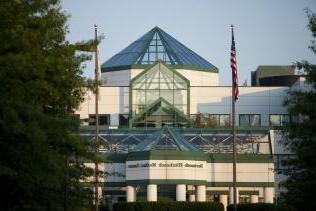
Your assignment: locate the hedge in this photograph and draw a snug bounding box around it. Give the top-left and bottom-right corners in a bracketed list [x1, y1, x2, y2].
[227, 203, 294, 211]
[113, 201, 224, 211]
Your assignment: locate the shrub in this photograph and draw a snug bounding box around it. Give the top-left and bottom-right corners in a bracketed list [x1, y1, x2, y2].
[113, 201, 224, 211]
[227, 203, 294, 211]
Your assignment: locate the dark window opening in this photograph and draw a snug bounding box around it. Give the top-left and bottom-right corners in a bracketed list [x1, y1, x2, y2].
[119, 114, 129, 128]
[89, 114, 110, 126]
[239, 114, 261, 126]
[270, 114, 289, 126]
[191, 113, 230, 128]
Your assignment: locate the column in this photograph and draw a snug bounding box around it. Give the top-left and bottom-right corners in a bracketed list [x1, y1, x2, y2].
[264, 187, 274, 203]
[126, 186, 136, 202]
[229, 187, 239, 204]
[147, 184, 157, 201]
[98, 187, 102, 202]
[220, 195, 228, 211]
[176, 184, 186, 201]
[189, 194, 195, 202]
[250, 194, 259, 203]
[195, 185, 206, 202]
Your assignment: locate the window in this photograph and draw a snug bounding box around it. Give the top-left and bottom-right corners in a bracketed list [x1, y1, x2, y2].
[239, 115, 249, 126]
[191, 114, 230, 128]
[274, 154, 295, 173]
[137, 32, 177, 65]
[119, 114, 129, 127]
[209, 114, 219, 126]
[89, 114, 110, 126]
[80, 118, 89, 126]
[239, 114, 261, 126]
[270, 114, 289, 126]
[219, 115, 230, 126]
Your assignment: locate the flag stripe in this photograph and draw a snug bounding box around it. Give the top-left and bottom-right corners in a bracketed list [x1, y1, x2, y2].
[231, 27, 239, 102]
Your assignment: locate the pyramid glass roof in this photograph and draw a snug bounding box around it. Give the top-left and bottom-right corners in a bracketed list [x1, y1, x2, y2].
[101, 27, 218, 72]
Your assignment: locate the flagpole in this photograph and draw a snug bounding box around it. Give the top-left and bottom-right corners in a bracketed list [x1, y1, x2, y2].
[231, 24, 237, 211]
[94, 24, 100, 211]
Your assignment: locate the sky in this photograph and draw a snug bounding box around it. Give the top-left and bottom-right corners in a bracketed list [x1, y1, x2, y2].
[62, 0, 316, 85]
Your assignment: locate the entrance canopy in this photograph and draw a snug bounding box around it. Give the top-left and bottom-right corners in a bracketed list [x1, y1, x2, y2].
[132, 126, 200, 152]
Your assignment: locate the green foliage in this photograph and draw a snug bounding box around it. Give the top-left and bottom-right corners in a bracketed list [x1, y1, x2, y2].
[227, 203, 293, 211]
[113, 201, 224, 211]
[281, 9, 316, 211]
[136, 195, 175, 202]
[0, 0, 99, 210]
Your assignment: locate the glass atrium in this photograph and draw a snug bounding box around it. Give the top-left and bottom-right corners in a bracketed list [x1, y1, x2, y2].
[130, 62, 190, 128]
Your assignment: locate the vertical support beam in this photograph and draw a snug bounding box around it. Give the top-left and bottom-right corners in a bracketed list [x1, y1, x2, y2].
[250, 195, 259, 203]
[195, 185, 206, 202]
[229, 187, 233, 204]
[176, 184, 186, 201]
[220, 195, 228, 211]
[94, 24, 100, 211]
[147, 184, 157, 201]
[229, 187, 239, 204]
[126, 186, 136, 202]
[264, 187, 274, 203]
[230, 24, 238, 211]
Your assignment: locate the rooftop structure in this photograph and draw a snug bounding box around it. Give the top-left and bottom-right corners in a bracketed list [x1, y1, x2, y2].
[101, 26, 218, 73]
[251, 65, 298, 86]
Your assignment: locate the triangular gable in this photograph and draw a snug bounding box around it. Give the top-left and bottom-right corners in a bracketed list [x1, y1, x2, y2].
[132, 126, 201, 152]
[130, 97, 190, 125]
[130, 61, 190, 87]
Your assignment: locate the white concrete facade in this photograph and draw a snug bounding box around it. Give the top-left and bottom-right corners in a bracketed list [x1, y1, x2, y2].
[220, 195, 228, 211]
[229, 187, 239, 204]
[189, 194, 195, 202]
[76, 86, 288, 127]
[196, 185, 206, 202]
[126, 186, 136, 202]
[122, 160, 274, 185]
[176, 184, 186, 201]
[251, 195, 259, 203]
[147, 184, 157, 201]
[264, 187, 274, 203]
[101, 68, 219, 87]
[175, 69, 218, 86]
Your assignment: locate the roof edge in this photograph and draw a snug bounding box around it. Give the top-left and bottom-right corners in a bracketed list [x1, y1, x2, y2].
[101, 64, 219, 73]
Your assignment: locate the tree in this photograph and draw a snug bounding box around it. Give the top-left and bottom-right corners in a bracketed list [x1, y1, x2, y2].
[0, 0, 99, 210]
[282, 9, 316, 210]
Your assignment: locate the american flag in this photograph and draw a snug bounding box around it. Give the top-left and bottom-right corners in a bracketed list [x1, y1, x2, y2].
[231, 25, 239, 102]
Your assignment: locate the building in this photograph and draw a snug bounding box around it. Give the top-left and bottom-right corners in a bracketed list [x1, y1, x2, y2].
[251, 65, 298, 86]
[76, 27, 298, 207]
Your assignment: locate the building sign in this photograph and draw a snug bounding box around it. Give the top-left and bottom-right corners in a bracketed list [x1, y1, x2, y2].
[127, 161, 204, 169]
[126, 160, 209, 181]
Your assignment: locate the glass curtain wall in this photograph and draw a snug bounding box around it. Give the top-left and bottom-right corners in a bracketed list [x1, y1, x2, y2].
[130, 62, 189, 128]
